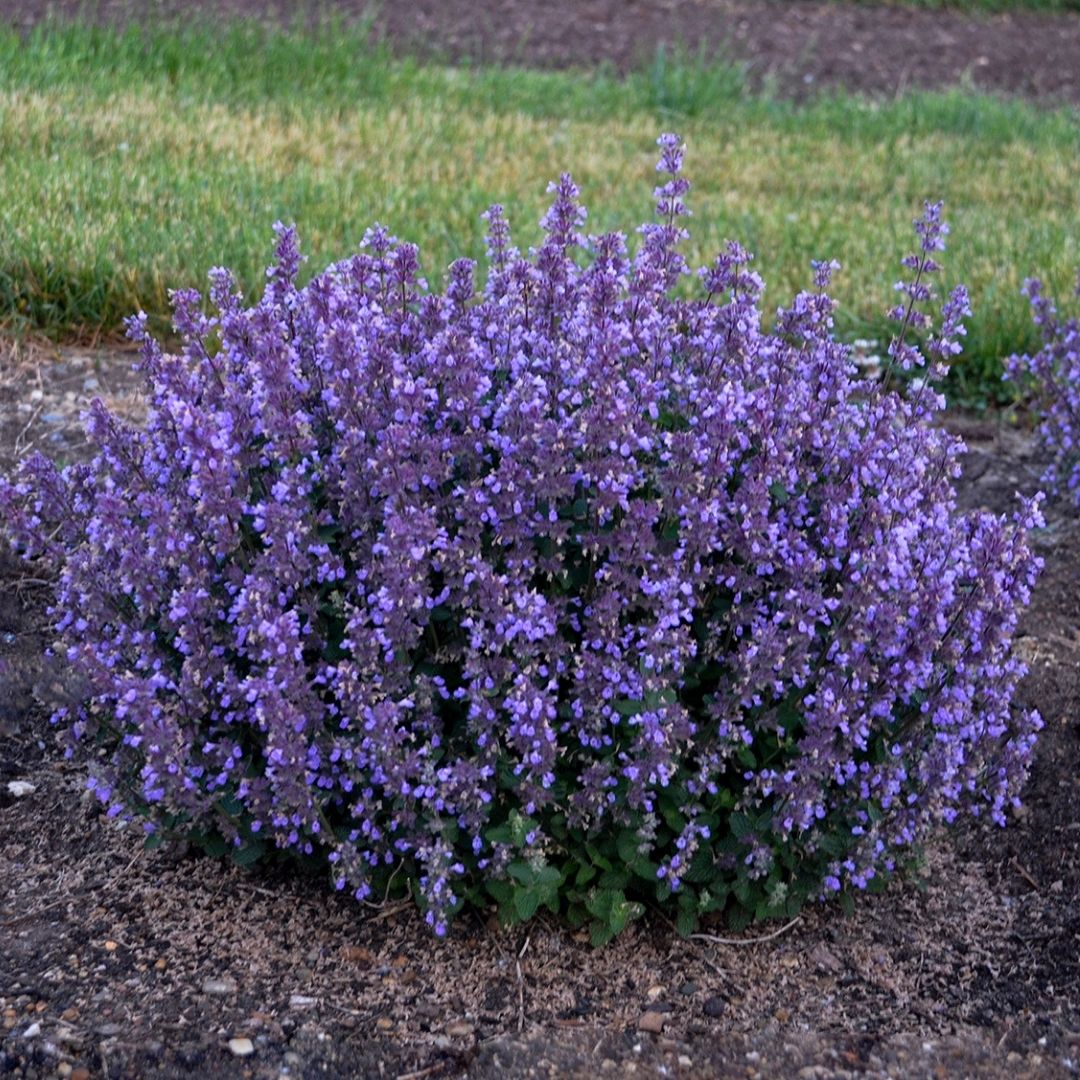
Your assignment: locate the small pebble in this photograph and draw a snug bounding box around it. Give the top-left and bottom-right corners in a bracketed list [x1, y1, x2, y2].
[342, 946, 375, 964]
[228, 1037, 255, 1057]
[6, 781, 36, 798]
[22, 1021, 41, 1038]
[202, 977, 238, 996]
[637, 1011, 666, 1035]
[289, 995, 318, 1008]
[703, 996, 725, 1018]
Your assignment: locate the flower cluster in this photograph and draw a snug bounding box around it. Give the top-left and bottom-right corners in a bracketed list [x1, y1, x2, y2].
[0, 136, 1042, 937]
[1007, 274, 1080, 509]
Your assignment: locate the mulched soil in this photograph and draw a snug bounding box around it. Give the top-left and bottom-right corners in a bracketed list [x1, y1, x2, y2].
[4, 0, 1080, 107]
[1, 344, 1078, 1079]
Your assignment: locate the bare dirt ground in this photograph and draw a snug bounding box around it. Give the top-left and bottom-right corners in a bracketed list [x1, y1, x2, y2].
[4, 0, 1080, 106]
[0, 343, 1078, 1079]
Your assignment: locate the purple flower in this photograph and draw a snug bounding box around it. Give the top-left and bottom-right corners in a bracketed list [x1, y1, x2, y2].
[0, 135, 1041, 934]
[1007, 274, 1080, 507]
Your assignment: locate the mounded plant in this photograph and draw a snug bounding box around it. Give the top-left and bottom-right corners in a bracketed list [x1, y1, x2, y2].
[1, 136, 1043, 942]
[1008, 274, 1080, 509]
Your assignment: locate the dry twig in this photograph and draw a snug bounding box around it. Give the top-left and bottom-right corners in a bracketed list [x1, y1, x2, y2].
[397, 1065, 447, 1080]
[516, 933, 530, 1033]
[1011, 858, 1041, 892]
[690, 914, 803, 948]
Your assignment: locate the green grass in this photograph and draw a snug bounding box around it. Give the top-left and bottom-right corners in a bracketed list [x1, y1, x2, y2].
[0, 21, 1077, 399]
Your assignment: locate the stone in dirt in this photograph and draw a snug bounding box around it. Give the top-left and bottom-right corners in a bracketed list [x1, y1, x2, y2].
[6, 781, 35, 798]
[702, 996, 725, 1018]
[202, 977, 238, 996]
[341, 945, 375, 964]
[809, 943, 844, 975]
[227, 1037, 255, 1057]
[637, 1011, 666, 1035]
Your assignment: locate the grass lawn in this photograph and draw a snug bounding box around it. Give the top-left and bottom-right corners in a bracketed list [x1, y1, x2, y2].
[0, 20, 1077, 399]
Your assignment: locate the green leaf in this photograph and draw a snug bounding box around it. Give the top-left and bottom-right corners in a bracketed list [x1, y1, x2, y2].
[613, 698, 644, 718]
[535, 865, 563, 889]
[682, 848, 716, 884]
[514, 888, 541, 922]
[769, 481, 790, 505]
[566, 903, 588, 929]
[675, 907, 697, 939]
[231, 841, 266, 867]
[701, 887, 729, 914]
[726, 903, 752, 932]
[616, 829, 643, 865]
[598, 868, 631, 891]
[486, 824, 513, 847]
[631, 856, 660, 883]
[585, 887, 621, 920]
[776, 693, 803, 731]
[590, 922, 616, 949]
[486, 879, 513, 905]
[729, 811, 754, 840]
[584, 843, 613, 873]
[574, 862, 598, 887]
[659, 802, 686, 833]
[608, 902, 631, 936]
[507, 860, 536, 886]
[198, 833, 229, 858]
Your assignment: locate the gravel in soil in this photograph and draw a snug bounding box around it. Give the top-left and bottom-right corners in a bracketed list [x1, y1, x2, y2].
[3, 0, 1080, 108]
[1, 349, 1078, 1078]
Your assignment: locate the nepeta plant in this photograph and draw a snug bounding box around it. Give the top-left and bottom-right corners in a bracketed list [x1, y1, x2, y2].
[1, 137, 1042, 942]
[1007, 274, 1080, 509]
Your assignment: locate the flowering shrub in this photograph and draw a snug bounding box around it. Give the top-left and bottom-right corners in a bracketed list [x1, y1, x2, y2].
[1007, 275, 1080, 509]
[1, 137, 1043, 942]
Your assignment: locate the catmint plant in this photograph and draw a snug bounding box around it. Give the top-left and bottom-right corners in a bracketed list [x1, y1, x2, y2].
[0, 136, 1042, 942]
[1007, 274, 1080, 508]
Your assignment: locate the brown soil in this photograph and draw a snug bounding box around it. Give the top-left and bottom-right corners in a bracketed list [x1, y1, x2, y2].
[1, 346, 1079, 1079]
[4, 0, 1080, 107]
